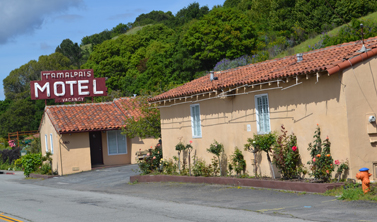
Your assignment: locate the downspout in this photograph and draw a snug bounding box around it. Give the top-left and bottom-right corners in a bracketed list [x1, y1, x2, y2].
[59, 134, 63, 176]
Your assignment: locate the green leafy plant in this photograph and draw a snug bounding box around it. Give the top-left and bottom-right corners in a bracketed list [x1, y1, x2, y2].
[244, 138, 260, 178]
[248, 133, 277, 179]
[138, 143, 163, 175]
[161, 158, 177, 175]
[40, 163, 52, 175]
[335, 159, 349, 182]
[306, 125, 334, 182]
[21, 153, 42, 177]
[273, 125, 302, 179]
[192, 157, 213, 177]
[175, 142, 186, 173]
[231, 147, 246, 176]
[207, 140, 224, 176]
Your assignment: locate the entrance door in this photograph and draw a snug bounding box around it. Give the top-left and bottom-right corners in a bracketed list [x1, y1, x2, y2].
[89, 131, 103, 165]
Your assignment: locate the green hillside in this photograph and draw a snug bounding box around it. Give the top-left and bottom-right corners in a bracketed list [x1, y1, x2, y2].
[275, 11, 377, 58]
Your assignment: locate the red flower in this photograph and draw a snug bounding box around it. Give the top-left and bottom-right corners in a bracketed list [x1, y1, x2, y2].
[153, 156, 156, 159]
[316, 154, 321, 158]
[334, 160, 340, 165]
[326, 170, 329, 174]
[157, 144, 160, 146]
[313, 158, 316, 162]
[189, 140, 193, 144]
[292, 146, 297, 152]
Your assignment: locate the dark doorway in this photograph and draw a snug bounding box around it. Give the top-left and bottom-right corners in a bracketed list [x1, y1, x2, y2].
[89, 131, 103, 165]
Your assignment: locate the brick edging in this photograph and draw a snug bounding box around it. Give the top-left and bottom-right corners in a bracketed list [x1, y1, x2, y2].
[29, 173, 57, 179]
[130, 175, 344, 193]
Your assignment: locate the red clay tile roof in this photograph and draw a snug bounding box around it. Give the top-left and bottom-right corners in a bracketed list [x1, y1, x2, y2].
[44, 97, 141, 134]
[150, 36, 377, 102]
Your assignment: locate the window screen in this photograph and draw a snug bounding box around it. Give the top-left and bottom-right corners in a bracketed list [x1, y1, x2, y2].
[255, 94, 271, 134]
[191, 104, 202, 138]
[107, 130, 127, 155]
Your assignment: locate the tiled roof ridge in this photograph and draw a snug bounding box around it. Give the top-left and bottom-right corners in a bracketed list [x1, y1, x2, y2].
[214, 38, 367, 76]
[45, 101, 114, 109]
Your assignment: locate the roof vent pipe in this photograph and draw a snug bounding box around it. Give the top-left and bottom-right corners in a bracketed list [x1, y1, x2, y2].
[210, 71, 218, 81]
[296, 53, 303, 62]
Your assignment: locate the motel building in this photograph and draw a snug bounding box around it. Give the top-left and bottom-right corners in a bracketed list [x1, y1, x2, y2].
[39, 97, 158, 175]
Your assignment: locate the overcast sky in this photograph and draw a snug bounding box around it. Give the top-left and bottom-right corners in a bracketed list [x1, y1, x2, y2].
[0, 0, 224, 100]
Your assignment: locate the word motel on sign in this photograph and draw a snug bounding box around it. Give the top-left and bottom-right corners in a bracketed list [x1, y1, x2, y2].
[34, 80, 103, 98]
[30, 69, 107, 101]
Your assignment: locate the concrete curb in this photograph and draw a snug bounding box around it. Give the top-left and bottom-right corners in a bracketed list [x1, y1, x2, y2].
[29, 173, 58, 179]
[130, 175, 344, 193]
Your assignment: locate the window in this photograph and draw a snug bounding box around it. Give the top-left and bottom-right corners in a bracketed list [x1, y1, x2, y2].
[190, 104, 202, 138]
[45, 134, 48, 152]
[50, 134, 53, 154]
[107, 130, 127, 155]
[255, 94, 271, 134]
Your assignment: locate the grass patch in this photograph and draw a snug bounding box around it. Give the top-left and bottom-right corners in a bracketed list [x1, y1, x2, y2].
[274, 11, 377, 58]
[324, 183, 377, 201]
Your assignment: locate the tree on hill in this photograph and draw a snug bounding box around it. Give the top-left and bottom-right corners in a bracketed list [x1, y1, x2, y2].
[133, 10, 175, 27]
[3, 52, 73, 100]
[182, 7, 257, 70]
[55, 39, 83, 68]
[175, 3, 209, 26]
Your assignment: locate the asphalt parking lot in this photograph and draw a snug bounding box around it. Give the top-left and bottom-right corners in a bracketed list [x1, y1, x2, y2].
[9, 164, 377, 222]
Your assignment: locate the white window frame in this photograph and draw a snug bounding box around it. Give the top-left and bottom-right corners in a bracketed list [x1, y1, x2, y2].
[50, 133, 53, 154]
[190, 104, 202, 138]
[45, 134, 48, 152]
[255, 94, 271, 134]
[107, 130, 127, 155]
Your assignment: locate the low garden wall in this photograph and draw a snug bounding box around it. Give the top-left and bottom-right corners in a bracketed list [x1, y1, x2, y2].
[130, 175, 344, 193]
[29, 173, 57, 179]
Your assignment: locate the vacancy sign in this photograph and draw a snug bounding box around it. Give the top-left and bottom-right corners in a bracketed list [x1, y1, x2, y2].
[30, 69, 107, 102]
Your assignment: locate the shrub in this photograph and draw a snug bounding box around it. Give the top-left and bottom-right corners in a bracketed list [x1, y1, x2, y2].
[207, 140, 224, 175]
[306, 125, 334, 182]
[192, 158, 213, 177]
[273, 125, 302, 179]
[162, 159, 177, 175]
[21, 153, 42, 177]
[0, 147, 21, 164]
[249, 133, 277, 179]
[138, 143, 163, 174]
[231, 147, 246, 176]
[40, 163, 52, 175]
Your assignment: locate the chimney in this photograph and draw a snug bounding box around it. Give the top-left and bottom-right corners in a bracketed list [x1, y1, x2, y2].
[296, 53, 303, 62]
[210, 71, 218, 81]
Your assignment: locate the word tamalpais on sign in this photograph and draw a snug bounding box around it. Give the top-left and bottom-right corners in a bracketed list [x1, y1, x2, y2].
[30, 69, 107, 102]
[41, 70, 92, 80]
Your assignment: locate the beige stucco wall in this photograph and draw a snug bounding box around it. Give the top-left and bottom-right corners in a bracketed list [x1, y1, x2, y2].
[342, 56, 377, 181]
[101, 130, 158, 165]
[60, 132, 92, 175]
[39, 114, 61, 174]
[160, 73, 351, 178]
[130, 137, 159, 164]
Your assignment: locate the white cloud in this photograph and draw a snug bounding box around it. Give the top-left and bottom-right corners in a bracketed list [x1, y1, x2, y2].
[0, 0, 83, 45]
[54, 14, 83, 23]
[40, 42, 52, 50]
[108, 13, 135, 20]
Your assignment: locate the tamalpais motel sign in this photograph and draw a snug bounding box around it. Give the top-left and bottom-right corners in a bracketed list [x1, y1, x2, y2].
[30, 69, 107, 102]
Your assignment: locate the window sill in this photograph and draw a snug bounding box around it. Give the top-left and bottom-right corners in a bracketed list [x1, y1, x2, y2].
[107, 153, 127, 156]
